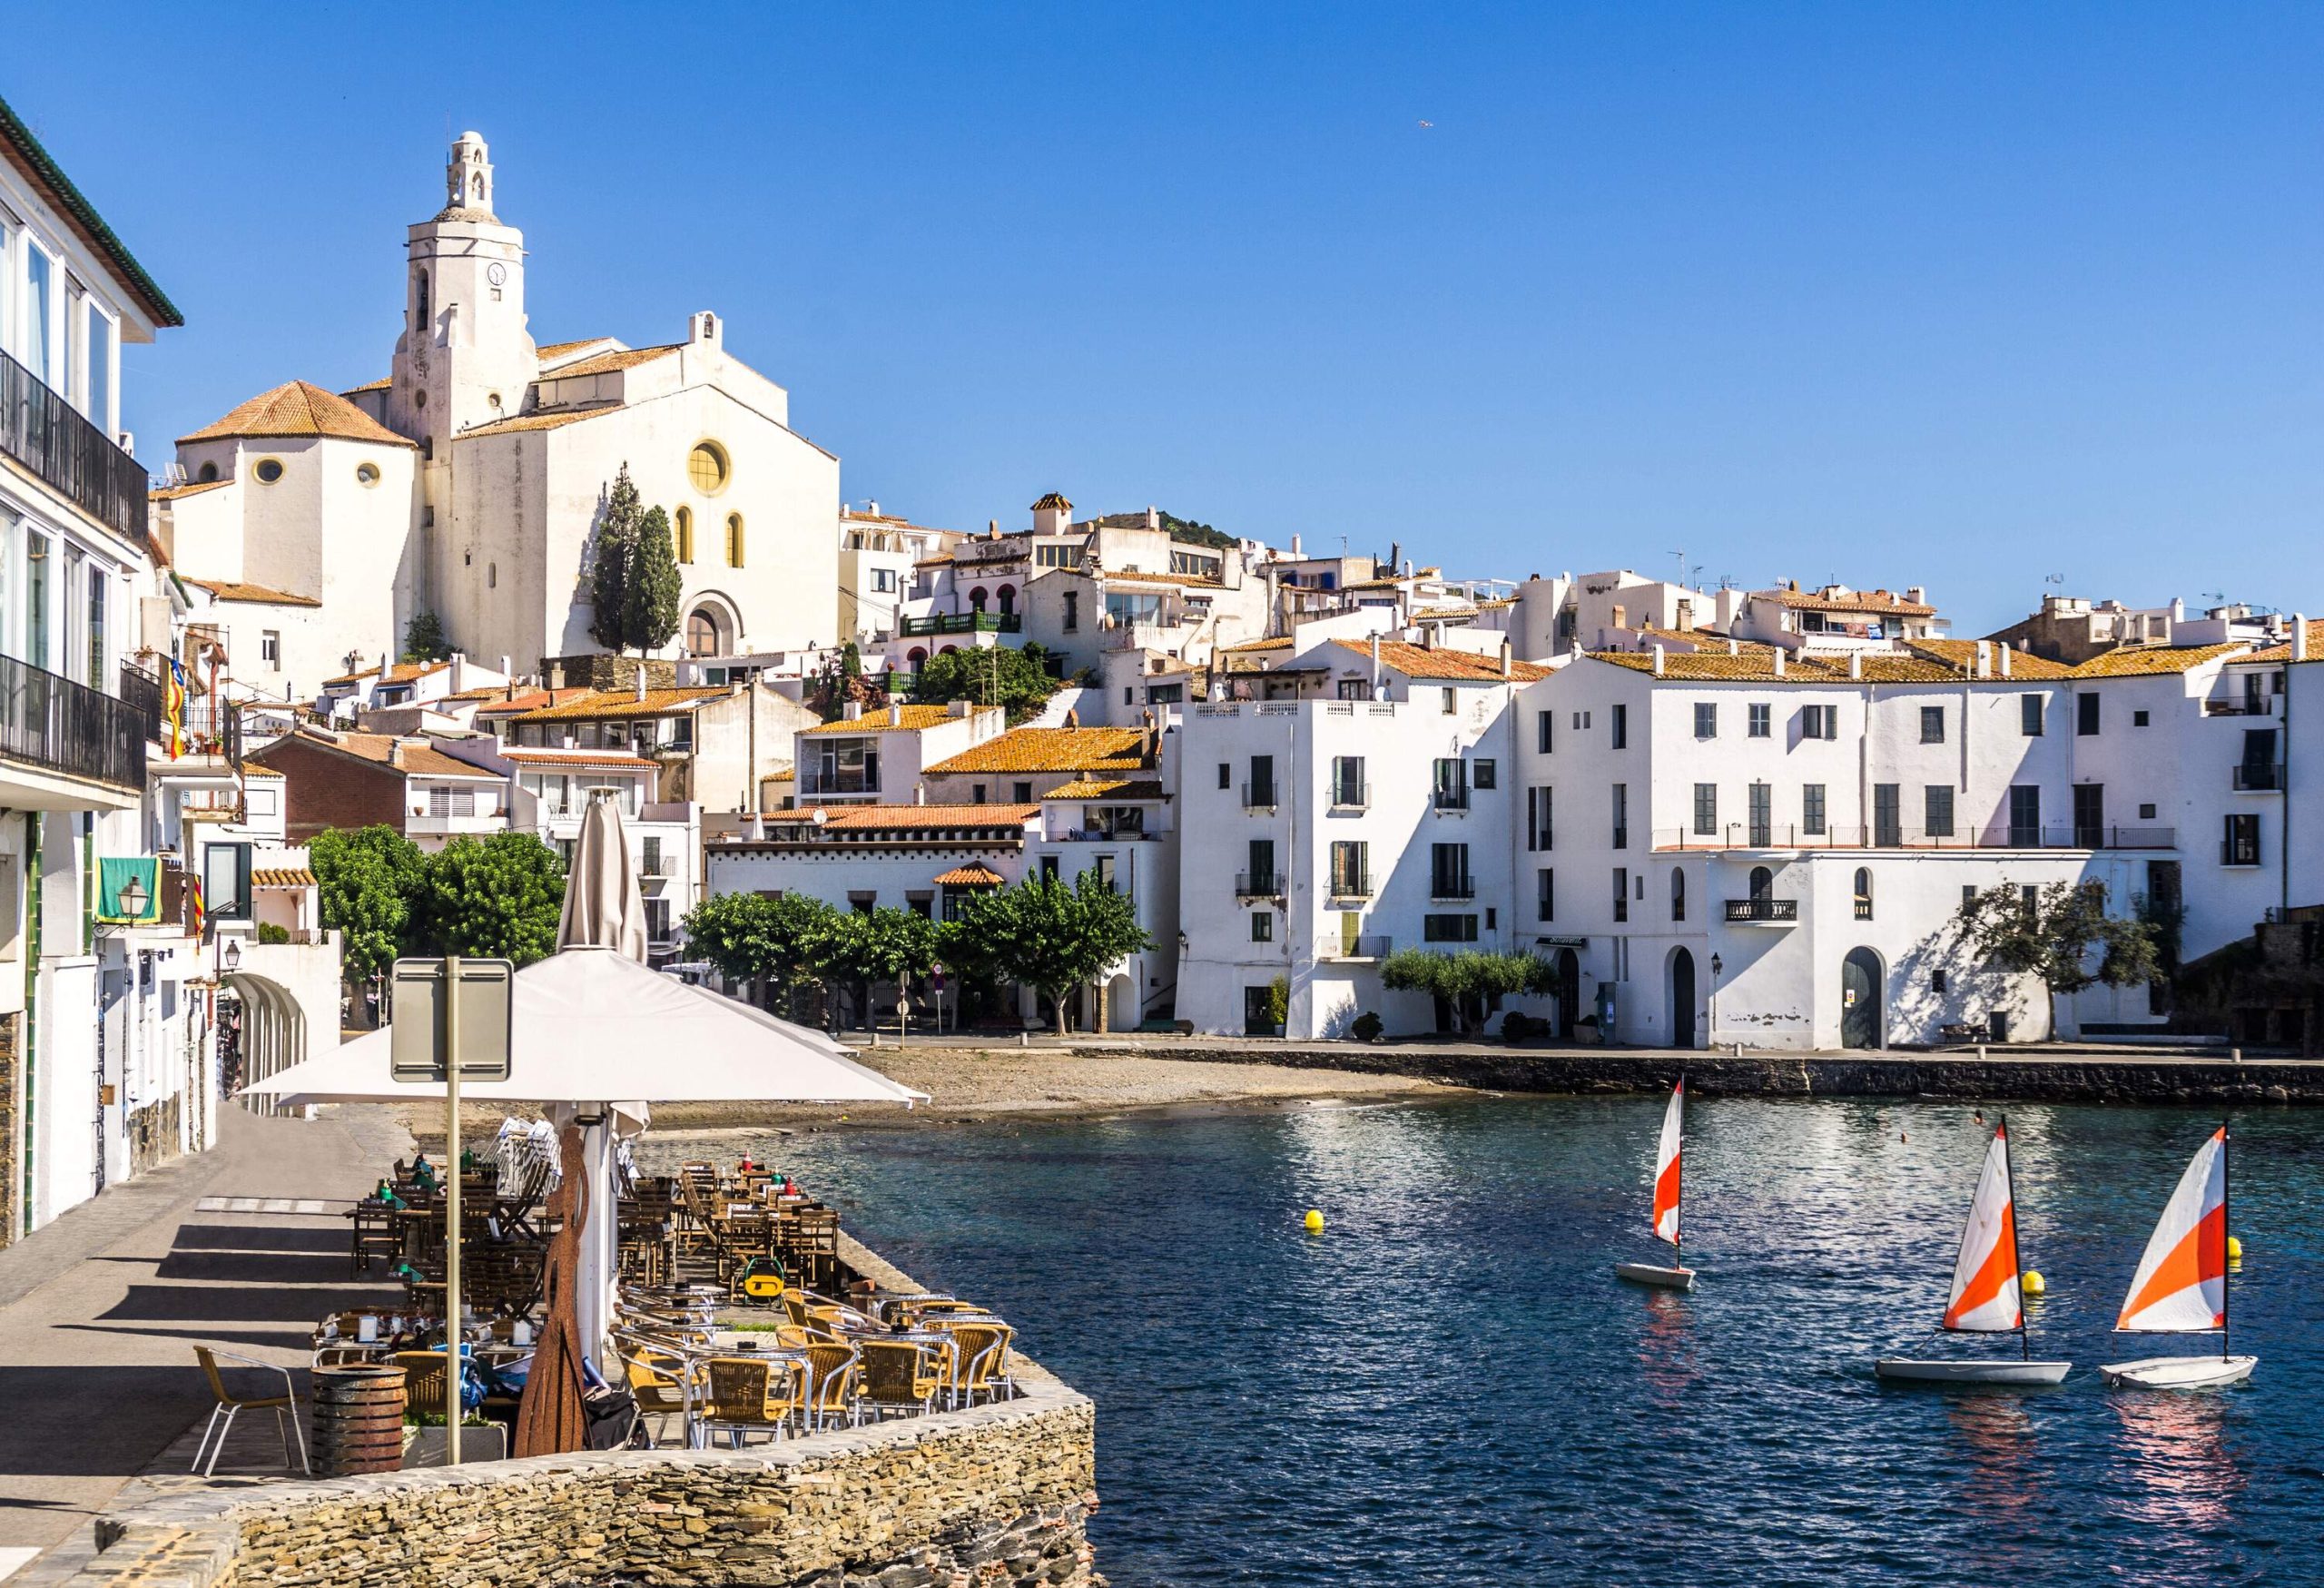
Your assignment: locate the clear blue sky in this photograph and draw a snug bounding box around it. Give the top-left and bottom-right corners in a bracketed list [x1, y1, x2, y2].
[15, 3, 2322, 635]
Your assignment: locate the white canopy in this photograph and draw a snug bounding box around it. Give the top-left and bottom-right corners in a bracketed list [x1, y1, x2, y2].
[241, 945, 926, 1111]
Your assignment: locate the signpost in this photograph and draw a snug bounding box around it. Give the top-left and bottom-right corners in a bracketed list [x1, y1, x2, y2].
[390, 956, 513, 1466]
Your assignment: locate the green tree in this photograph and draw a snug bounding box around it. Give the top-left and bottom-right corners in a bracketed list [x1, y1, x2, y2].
[586, 465, 644, 651]
[912, 643, 1059, 721]
[414, 832, 567, 967]
[310, 825, 428, 987]
[625, 504, 684, 653]
[943, 872, 1150, 1032]
[682, 891, 847, 1013]
[1381, 948, 1555, 1035]
[401, 611, 450, 664]
[1959, 880, 2162, 1039]
[817, 907, 942, 1027]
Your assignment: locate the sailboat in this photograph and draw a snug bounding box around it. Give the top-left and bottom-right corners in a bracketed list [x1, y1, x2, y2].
[1876, 1120, 2070, 1385]
[2100, 1124, 2255, 1390]
[1615, 1078, 1696, 1290]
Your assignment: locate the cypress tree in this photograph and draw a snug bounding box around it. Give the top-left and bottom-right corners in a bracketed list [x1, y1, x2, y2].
[587, 465, 643, 651]
[626, 505, 684, 654]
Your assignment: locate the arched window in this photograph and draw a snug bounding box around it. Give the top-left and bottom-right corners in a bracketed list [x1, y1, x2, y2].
[1670, 868, 1686, 922]
[940, 645, 959, 656]
[686, 608, 720, 656]
[675, 506, 694, 564]
[907, 647, 928, 667]
[1854, 867, 1874, 921]
[997, 583, 1017, 616]
[1748, 865, 1773, 902]
[969, 587, 989, 613]
[415, 269, 429, 328]
[196, 461, 218, 482]
[724, 513, 744, 567]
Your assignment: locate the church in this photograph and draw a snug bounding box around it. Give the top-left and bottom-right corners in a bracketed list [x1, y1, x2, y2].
[151, 133, 840, 696]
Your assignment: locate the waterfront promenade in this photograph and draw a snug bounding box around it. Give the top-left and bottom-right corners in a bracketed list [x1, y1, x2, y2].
[0, 1106, 408, 1573]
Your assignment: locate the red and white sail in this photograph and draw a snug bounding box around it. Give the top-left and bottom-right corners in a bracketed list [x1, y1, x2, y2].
[2116, 1128, 2229, 1333]
[1941, 1125, 2023, 1332]
[1650, 1079, 1683, 1247]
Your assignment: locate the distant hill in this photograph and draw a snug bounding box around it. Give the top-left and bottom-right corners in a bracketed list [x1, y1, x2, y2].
[1085, 508, 1238, 551]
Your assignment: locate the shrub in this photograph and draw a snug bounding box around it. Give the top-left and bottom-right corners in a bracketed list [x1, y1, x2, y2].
[1502, 1011, 1537, 1043]
[257, 922, 290, 945]
[1350, 1011, 1384, 1043]
[1265, 975, 1289, 1030]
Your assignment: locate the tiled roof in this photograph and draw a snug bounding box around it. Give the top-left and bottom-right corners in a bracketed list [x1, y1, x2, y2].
[2241, 622, 2324, 665]
[149, 479, 232, 502]
[263, 729, 498, 780]
[182, 578, 320, 608]
[800, 705, 985, 736]
[2067, 642, 2252, 678]
[932, 862, 1008, 887]
[180, 381, 418, 449]
[252, 867, 316, 888]
[1904, 639, 2073, 679]
[1218, 636, 1293, 653]
[507, 687, 726, 723]
[1030, 492, 1073, 511]
[1326, 639, 1550, 683]
[912, 554, 954, 567]
[241, 766, 285, 779]
[497, 747, 656, 769]
[1588, 646, 2077, 685]
[456, 404, 624, 439]
[539, 343, 684, 380]
[473, 688, 583, 715]
[0, 94, 182, 326]
[1758, 587, 1937, 616]
[1098, 569, 1224, 589]
[924, 727, 1151, 776]
[746, 803, 1041, 833]
[1042, 777, 1167, 801]
[322, 661, 447, 687]
[536, 338, 620, 364]
[339, 377, 390, 396]
[1412, 606, 1480, 622]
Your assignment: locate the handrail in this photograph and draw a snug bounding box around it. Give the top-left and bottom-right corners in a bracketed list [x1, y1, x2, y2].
[0, 346, 147, 541]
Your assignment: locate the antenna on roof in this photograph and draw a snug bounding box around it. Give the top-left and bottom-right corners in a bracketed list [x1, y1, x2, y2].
[2043, 573, 2064, 587]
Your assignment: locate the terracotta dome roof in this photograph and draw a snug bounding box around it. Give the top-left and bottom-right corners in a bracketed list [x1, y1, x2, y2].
[179, 381, 418, 449]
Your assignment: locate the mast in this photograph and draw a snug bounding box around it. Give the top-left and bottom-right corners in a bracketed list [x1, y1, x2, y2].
[2221, 1119, 2231, 1361]
[2001, 1119, 2028, 1361]
[1674, 1074, 1685, 1264]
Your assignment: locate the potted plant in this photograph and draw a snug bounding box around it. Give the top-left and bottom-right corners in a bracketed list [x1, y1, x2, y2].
[1266, 976, 1289, 1038]
[1350, 1011, 1384, 1043]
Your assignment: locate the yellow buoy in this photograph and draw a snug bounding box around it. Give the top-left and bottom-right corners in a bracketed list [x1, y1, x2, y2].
[2227, 1236, 2243, 1261]
[2021, 1270, 2047, 1297]
[1303, 1208, 1325, 1234]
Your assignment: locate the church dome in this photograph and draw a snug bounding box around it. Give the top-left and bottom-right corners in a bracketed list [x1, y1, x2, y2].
[178, 380, 418, 449]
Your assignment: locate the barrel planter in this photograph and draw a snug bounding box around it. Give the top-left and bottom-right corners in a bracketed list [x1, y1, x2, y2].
[310, 1363, 408, 1476]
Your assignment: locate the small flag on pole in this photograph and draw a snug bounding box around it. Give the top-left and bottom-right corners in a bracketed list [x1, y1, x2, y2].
[189, 874, 206, 940]
[163, 659, 189, 761]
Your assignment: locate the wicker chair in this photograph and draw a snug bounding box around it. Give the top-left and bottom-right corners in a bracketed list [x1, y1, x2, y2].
[943, 1323, 1017, 1407]
[395, 1350, 453, 1422]
[694, 1356, 809, 1448]
[616, 1337, 694, 1447]
[799, 1342, 861, 1430]
[856, 1337, 951, 1419]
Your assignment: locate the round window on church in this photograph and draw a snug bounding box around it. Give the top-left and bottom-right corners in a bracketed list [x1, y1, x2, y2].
[688, 441, 730, 495]
[254, 459, 285, 485]
[356, 462, 380, 488]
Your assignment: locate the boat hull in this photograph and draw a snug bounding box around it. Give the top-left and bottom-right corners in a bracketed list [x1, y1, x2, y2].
[1614, 1261, 1696, 1290]
[2100, 1355, 2256, 1390]
[1874, 1357, 2072, 1386]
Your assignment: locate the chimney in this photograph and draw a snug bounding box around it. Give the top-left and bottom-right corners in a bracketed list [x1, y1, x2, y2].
[988, 519, 1000, 538]
[1389, 540, 1402, 575]
[1370, 632, 1383, 692]
[1063, 706, 1079, 728]
[1727, 638, 1739, 656]
[1146, 506, 1160, 530]
[1651, 645, 1666, 677]
[388, 740, 406, 769]
[1499, 637, 1512, 679]
[1848, 651, 1863, 680]
[867, 499, 879, 517]
[1290, 534, 1303, 557]
[950, 698, 971, 718]
[1999, 647, 2013, 679]
[547, 660, 566, 689]
[1403, 558, 1414, 578]
[448, 651, 467, 693]
[842, 701, 863, 721]
[377, 653, 391, 684]
[2295, 614, 2310, 663]
[1906, 587, 1925, 607]
[634, 670, 647, 702]
[915, 784, 926, 805]
[1773, 649, 1787, 677]
[888, 701, 903, 725]
[1974, 640, 1992, 679]
[499, 655, 510, 677]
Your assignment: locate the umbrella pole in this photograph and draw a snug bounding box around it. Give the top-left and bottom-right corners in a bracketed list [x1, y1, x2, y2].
[445, 956, 462, 1470]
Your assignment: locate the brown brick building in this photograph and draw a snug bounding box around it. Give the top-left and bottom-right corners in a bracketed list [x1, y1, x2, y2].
[246, 728, 507, 847]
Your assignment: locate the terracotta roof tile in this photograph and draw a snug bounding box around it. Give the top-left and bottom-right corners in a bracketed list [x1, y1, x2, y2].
[1904, 639, 2073, 679]
[182, 578, 320, 608]
[538, 343, 684, 380]
[0, 95, 181, 327]
[339, 377, 390, 396]
[180, 380, 418, 449]
[1098, 569, 1224, 589]
[1325, 639, 1549, 683]
[455, 404, 625, 439]
[924, 727, 1151, 776]
[507, 687, 726, 722]
[497, 747, 656, 769]
[1219, 636, 1293, 653]
[322, 661, 447, 688]
[148, 479, 232, 502]
[932, 862, 1009, 886]
[262, 729, 497, 780]
[2067, 642, 2252, 677]
[535, 338, 618, 363]
[1758, 586, 1938, 616]
[252, 867, 316, 888]
[744, 803, 1041, 833]
[800, 705, 990, 736]
[2231, 623, 2321, 666]
[1042, 777, 1167, 800]
[1030, 492, 1072, 511]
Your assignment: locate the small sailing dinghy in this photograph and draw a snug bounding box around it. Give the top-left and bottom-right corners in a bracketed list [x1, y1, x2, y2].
[2100, 1124, 2255, 1390]
[1876, 1120, 2070, 1385]
[1615, 1078, 1696, 1290]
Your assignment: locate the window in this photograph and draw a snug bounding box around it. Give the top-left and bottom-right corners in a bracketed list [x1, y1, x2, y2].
[2223, 814, 2261, 867]
[1801, 704, 1837, 740]
[1526, 787, 1553, 851]
[1932, 968, 1947, 994]
[1612, 868, 1629, 922]
[1925, 784, 1955, 838]
[85, 305, 112, 432]
[1123, 687, 1134, 705]
[1424, 913, 1480, 942]
[1693, 783, 1718, 837]
[1801, 784, 1827, 837]
[1572, 710, 1592, 729]
[1695, 703, 1718, 739]
[2073, 784, 2106, 847]
[1331, 756, 1366, 808]
[1472, 759, 1497, 791]
[2140, 803, 2157, 820]
[1920, 706, 1945, 745]
[25, 246, 54, 383]
[1536, 867, 1555, 922]
[197, 461, 218, 482]
[1430, 843, 1472, 899]
[1217, 763, 1231, 791]
[2009, 784, 2042, 845]
[25, 532, 49, 670]
[2021, 694, 2044, 736]
[1249, 755, 1276, 808]
[254, 458, 285, 485]
[2077, 693, 2100, 736]
[261, 629, 281, 666]
[1748, 703, 1771, 738]
[1147, 683, 1184, 705]
[970, 783, 987, 804]
[686, 610, 718, 656]
[1536, 710, 1553, 754]
[675, 507, 694, 563]
[872, 567, 897, 594]
[1251, 911, 1274, 942]
[1873, 784, 1900, 848]
[1442, 687, 1458, 715]
[1039, 855, 1061, 883]
[724, 513, 745, 567]
[1962, 885, 1978, 912]
[1330, 840, 1369, 896]
[1670, 868, 1686, 922]
[1854, 867, 1874, 921]
[2133, 709, 2151, 727]
[1336, 677, 1374, 701]
[1063, 591, 1078, 632]
[1092, 853, 1117, 892]
[1611, 784, 1628, 849]
[689, 441, 730, 493]
[85, 570, 105, 684]
[1748, 783, 1771, 847]
[1246, 838, 1276, 893]
[1433, 758, 1469, 811]
[1750, 866, 1775, 902]
[1611, 703, 1629, 748]
[1012, 781, 1033, 804]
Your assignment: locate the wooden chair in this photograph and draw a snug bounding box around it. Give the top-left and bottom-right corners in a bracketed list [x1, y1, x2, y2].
[348, 1204, 399, 1276]
[394, 1350, 453, 1423]
[694, 1356, 808, 1447]
[856, 1337, 951, 1419]
[191, 1346, 309, 1476]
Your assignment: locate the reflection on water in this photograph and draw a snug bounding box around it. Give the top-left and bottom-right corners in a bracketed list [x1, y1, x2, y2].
[640, 1096, 2317, 1588]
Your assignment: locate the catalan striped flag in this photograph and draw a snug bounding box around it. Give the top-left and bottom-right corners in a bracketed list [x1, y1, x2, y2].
[163, 659, 189, 761]
[188, 874, 206, 940]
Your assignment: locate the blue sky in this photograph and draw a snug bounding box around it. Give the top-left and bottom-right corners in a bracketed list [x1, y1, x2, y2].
[15, 3, 2322, 634]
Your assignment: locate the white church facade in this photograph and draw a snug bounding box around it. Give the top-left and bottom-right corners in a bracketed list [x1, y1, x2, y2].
[153, 133, 839, 695]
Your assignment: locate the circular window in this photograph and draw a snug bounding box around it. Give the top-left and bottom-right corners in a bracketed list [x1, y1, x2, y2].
[688, 441, 730, 494]
[254, 459, 285, 485]
[355, 461, 381, 487]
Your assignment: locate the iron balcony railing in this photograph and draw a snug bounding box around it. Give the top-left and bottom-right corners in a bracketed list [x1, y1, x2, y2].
[1324, 933, 1393, 960]
[899, 611, 1023, 636]
[2233, 763, 2286, 792]
[0, 347, 148, 542]
[1328, 869, 1373, 899]
[1654, 823, 2178, 852]
[2203, 698, 2272, 717]
[1235, 871, 1284, 900]
[1725, 898, 1800, 922]
[801, 768, 881, 796]
[1430, 877, 1476, 902]
[1328, 779, 1370, 810]
[1242, 782, 1277, 813]
[0, 654, 149, 792]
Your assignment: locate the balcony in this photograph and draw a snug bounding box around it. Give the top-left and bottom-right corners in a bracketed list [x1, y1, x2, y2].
[1235, 872, 1284, 901]
[899, 611, 1022, 637]
[2221, 843, 2261, 868]
[1242, 782, 1277, 813]
[0, 347, 148, 542]
[1433, 789, 1471, 813]
[2233, 764, 2286, 792]
[1430, 879, 1476, 902]
[1654, 823, 2178, 853]
[1328, 781, 1369, 812]
[800, 769, 881, 798]
[1327, 871, 1373, 900]
[2203, 698, 2272, 717]
[1323, 933, 1393, 962]
[0, 654, 151, 796]
[1725, 898, 1799, 923]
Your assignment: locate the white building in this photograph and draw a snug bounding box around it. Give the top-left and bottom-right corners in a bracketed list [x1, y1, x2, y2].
[840, 504, 959, 646]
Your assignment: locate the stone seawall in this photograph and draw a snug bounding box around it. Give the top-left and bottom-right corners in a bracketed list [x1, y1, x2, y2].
[1079, 1042, 2324, 1104]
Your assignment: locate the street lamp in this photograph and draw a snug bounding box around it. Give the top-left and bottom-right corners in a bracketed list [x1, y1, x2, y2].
[1709, 952, 1723, 1050]
[221, 937, 241, 972]
[115, 870, 150, 922]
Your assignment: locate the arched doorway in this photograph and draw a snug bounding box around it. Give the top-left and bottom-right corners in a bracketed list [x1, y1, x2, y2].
[1553, 948, 1581, 1039]
[997, 583, 1018, 616]
[1841, 948, 1883, 1050]
[1669, 948, 1697, 1048]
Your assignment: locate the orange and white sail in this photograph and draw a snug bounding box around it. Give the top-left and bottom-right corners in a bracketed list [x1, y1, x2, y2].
[2116, 1128, 2229, 1333]
[1941, 1125, 2023, 1332]
[1650, 1079, 1683, 1247]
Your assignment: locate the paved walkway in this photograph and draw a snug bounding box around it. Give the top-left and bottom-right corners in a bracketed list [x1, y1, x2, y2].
[0, 1104, 410, 1567]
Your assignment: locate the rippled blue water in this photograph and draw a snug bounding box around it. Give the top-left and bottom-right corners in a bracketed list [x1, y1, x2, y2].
[649, 1097, 2324, 1586]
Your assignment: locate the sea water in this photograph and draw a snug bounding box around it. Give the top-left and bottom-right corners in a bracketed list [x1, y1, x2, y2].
[647, 1096, 2324, 1586]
